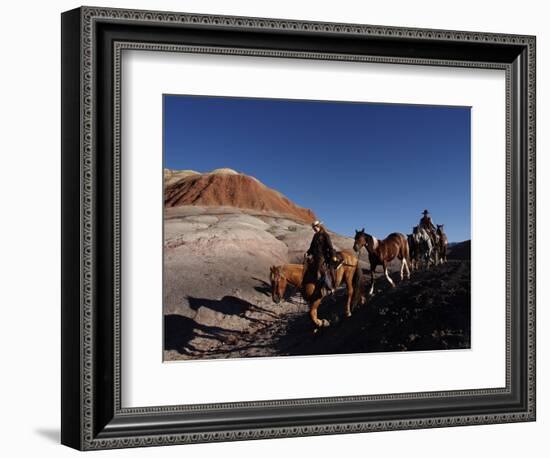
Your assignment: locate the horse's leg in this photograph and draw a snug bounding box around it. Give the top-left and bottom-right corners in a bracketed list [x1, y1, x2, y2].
[344, 268, 353, 317]
[400, 256, 411, 280]
[335, 266, 344, 289]
[369, 266, 375, 296]
[384, 261, 396, 288]
[310, 298, 330, 328]
[401, 244, 412, 279]
[404, 257, 411, 279]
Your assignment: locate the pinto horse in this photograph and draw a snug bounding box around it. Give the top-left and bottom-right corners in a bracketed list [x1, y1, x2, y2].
[270, 249, 363, 328]
[436, 224, 448, 264]
[353, 229, 410, 296]
[412, 225, 435, 269]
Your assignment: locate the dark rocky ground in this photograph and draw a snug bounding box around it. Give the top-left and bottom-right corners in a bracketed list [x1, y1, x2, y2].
[272, 260, 471, 357]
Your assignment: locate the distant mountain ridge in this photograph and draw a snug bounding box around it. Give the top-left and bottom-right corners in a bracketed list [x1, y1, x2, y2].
[164, 168, 316, 224]
[447, 240, 471, 260]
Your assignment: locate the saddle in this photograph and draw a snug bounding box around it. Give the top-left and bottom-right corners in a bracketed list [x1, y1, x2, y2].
[303, 253, 340, 294]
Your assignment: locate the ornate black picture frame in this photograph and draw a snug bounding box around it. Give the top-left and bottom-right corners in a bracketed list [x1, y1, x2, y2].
[61, 6, 536, 450]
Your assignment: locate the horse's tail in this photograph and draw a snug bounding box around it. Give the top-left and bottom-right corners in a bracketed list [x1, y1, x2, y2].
[351, 262, 363, 307]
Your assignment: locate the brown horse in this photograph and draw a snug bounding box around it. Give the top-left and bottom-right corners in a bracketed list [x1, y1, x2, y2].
[270, 249, 363, 328]
[436, 224, 448, 264]
[353, 229, 410, 296]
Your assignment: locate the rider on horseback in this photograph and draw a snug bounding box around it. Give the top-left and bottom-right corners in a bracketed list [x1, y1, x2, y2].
[419, 209, 438, 245]
[306, 220, 340, 295]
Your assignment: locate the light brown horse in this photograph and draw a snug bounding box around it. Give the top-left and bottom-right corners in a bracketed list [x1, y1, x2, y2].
[269, 263, 304, 304]
[436, 224, 448, 264]
[353, 229, 410, 296]
[270, 249, 362, 328]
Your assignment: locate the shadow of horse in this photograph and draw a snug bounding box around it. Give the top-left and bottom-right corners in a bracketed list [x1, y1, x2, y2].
[165, 295, 282, 357]
[164, 314, 243, 354]
[188, 295, 279, 322]
[252, 276, 271, 297]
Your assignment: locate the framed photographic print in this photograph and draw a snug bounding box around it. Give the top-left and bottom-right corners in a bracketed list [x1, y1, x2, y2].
[61, 6, 536, 450]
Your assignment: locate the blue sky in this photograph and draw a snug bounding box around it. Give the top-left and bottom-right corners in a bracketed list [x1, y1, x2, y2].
[164, 95, 471, 242]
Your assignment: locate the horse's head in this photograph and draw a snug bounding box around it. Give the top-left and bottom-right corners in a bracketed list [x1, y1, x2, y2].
[413, 225, 419, 234]
[269, 265, 287, 304]
[437, 224, 445, 235]
[353, 228, 367, 253]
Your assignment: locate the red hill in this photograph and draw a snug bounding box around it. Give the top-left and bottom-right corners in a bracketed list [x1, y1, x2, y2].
[164, 169, 316, 224]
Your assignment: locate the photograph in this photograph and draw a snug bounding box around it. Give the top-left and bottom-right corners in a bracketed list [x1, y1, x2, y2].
[163, 95, 472, 361]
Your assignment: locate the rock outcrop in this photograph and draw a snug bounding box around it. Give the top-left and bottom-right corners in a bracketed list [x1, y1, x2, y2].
[164, 168, 316, 224]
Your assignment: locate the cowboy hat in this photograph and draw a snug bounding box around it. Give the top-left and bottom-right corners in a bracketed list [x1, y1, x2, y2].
[311, 220, 323, 228]
[422, 209, 430, 215]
